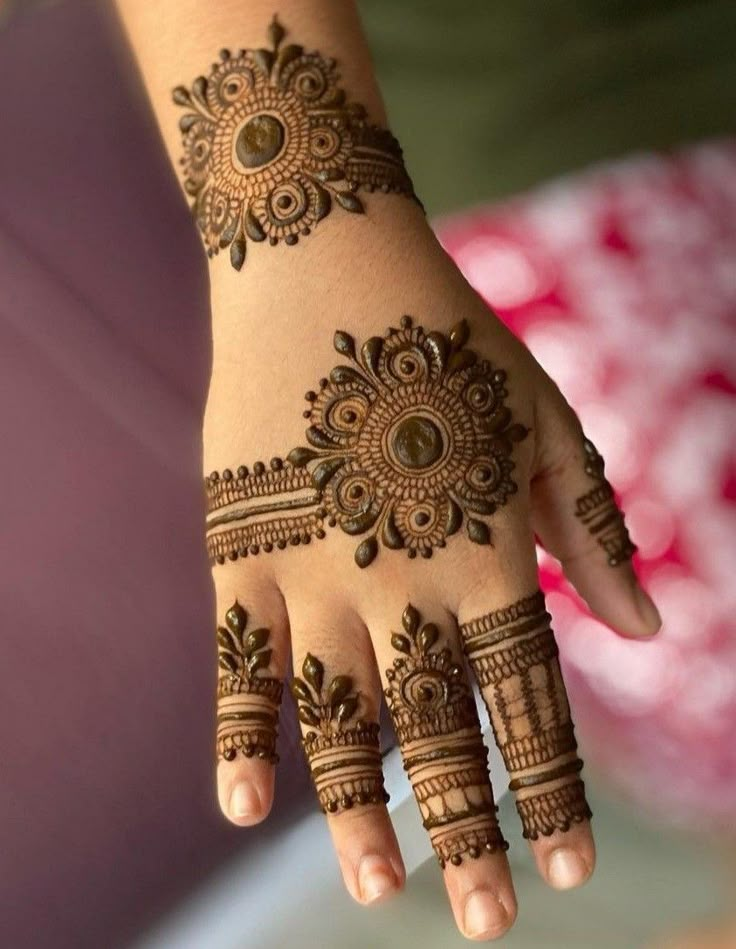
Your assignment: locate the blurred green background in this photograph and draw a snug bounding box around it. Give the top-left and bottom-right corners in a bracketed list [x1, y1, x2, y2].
[361, 0, 736, 212]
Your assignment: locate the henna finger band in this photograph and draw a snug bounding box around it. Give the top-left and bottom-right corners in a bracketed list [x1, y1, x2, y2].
[291, 654, 388, 813]
[216, 601, 283, 763]
[205, 316, 528, 568]
[460, 593, 592, 840]
[384, 605, 507, 868]
[173, 18, 415, 270]
[574, 438, 636, 567]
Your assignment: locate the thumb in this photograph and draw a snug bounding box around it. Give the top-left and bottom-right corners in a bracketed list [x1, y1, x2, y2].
[530, 384, 661, 638]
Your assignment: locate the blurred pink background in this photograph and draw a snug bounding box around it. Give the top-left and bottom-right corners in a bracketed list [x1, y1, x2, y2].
[1, 1, 734, 948]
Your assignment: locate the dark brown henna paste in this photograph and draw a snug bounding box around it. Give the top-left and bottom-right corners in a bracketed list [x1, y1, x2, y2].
[205, 459, 327, 564]
[288, 316, 528, 567]
[173, 17, 415, 270]
[291, 654, 387, 814]
[460, 592, 592, 840]
[574, 438, 636, 567]
[384, 605, 507, 868]
[217, 601, 283, 764]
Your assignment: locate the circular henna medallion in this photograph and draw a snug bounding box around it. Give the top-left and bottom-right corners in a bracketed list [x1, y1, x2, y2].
[172, 17, 414, 270]
[288, 316, 529, 567]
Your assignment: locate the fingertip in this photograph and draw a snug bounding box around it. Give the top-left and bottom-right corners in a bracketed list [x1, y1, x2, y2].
[218, 764, 275, 826]
[530, 821, 596, 891]
[546, 847, 593, 890]
[632, 583, 662, 636]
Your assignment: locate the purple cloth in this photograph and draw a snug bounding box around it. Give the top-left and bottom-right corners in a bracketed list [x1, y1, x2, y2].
[0, 3, 307, 947]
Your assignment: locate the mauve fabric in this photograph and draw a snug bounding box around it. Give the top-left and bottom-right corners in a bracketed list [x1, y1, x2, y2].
[0, 3, 309, 948]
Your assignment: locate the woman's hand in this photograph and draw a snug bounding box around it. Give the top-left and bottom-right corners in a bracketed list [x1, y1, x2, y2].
[204, 196, 659, 940]
[114, 3, 660, 939]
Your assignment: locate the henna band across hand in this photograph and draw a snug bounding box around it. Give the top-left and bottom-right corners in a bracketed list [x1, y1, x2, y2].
[460, 592, 592, 839]
[173, 17, 415, 270]
[291, 654, 388, 813]
[205, 315, 528, 568]
[216, 601, 283, 764]
[384, 605, 507, 867]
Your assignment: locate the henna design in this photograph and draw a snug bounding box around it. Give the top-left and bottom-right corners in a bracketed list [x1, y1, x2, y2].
[460, 592, 592, 840]
[287, 316, 529, 567]
[384, 605, 507, 868]
[173, 17, 415, 270]
[291, 654, 387, 814]
[205, 459, 326, 564]
[574, 438, 636, 567]
[217, 601, 283, 764]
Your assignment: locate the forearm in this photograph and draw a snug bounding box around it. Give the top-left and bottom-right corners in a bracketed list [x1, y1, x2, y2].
[113, 0, 433, 321]
[114, 0, 388, 157]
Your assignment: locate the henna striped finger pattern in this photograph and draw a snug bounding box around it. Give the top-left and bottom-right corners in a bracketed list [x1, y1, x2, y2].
[574, 438, 636, 567]
[460, 593, 592, 840]
[217, 601, 283, 764]
[291, 654, 388, 814]
[384, 605, 507, 868]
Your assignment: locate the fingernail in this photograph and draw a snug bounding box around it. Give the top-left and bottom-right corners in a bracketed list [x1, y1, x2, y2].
[634, 585, 662, 635]
[463, 889, 508, 938]
[358, 855, 397, 904]
[547, 848, 589, 889]
[229, 781, 261, 819]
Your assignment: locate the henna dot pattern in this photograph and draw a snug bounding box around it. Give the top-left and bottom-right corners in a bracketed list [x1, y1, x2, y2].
[574, 438, 636, 567]
[204, 458, 326, 565]
[173, 17, 414, 270]
[384, 605, 507, 868]
[216, 601, 283, 764]
[287, 316, 529, 567]
[460, 592, 592, 840]
[291, 654, 387, 814]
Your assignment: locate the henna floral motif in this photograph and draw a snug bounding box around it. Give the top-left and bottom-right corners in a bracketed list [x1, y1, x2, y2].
[291, 654, 387, 814]
[384, 605, 507, 868]
[216, 601, 283, 764]
[574, 438, 636, 567]
[287, 316, 529, 567]
[173, 17, 414, 270]
[460, 592, 592, 840]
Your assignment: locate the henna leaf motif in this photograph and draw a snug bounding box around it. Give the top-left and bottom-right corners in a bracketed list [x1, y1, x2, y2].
[402, 604, 420, 636]
[302, 653, 324, 693]
[328, 675, 353, 708]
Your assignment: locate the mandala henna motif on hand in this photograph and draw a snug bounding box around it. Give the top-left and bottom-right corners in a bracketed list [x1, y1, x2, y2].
[288, 316, 529, 567]
[216, 601, 283, 764]
[574, 438, 636, 567]
[173, 17, 415, 270]
[384, 605, 507, 868]
[291, 654, 387, 814]
[205, 316, 527, 567]
[460, 592, 592, 840]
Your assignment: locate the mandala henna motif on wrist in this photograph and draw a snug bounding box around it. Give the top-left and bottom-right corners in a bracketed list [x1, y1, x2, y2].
[460, 592, 592, 840]
[217, 601, 283, 764]
[291, 654, 387, 814]
[173, 17, 415, 270]
[384, 605, 507, 868]
[205, 316, 528, 567]
[574, 438, 636, 567]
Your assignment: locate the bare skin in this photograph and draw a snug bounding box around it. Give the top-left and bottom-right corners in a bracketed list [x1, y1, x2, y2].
[115, 0, 661, 940]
